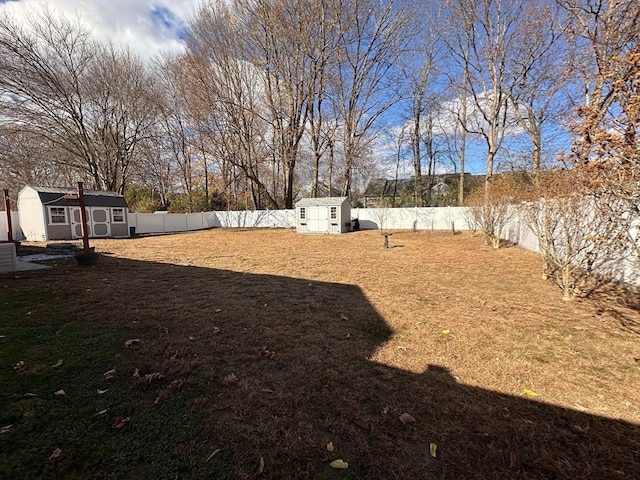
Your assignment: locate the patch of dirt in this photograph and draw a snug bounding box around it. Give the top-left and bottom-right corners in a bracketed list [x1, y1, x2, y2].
[7, 229, 640, 479]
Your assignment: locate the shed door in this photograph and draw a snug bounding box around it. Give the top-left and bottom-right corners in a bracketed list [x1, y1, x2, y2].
[70, 207, 111, 238]
[308, 206, 328, 233]
[90, 207, 111, 237]
[70, 207, 90, 239]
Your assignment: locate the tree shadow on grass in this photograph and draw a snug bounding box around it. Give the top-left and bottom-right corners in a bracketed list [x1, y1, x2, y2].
[1, 254, 639, 480]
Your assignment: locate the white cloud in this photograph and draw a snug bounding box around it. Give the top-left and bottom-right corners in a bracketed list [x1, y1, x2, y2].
[0, 0, 200, 61]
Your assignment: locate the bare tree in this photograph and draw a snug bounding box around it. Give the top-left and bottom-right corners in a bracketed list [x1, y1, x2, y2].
[557, 1, 640, 281]
[401, 19, 442, 206]
[444, 0, 526, 201]
[86, 44, 160, 193]
[306, 0, 341, 198]
[334, 0, 415, 198]
[241, 0, 316, 208]
[508, 1, 569, 176]
[185, 1, 279, 209]
[0, 7, 159, 193]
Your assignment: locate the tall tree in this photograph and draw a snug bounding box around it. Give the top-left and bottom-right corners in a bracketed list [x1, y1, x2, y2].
[0, 7, 158, 193]
[185, 1, 279, 209]
[444, 0, 525, 201]
[507, 1, 568, 176]
[401, 19, 442, 206]
[334, 0, 415, 198]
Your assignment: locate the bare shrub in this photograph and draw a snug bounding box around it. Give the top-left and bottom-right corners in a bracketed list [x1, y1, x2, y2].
[465, 173, 527, 249]
[521, 170, 631, 300]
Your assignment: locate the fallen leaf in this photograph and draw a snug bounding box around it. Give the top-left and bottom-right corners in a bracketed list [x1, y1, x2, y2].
[124, 339, 140, 348]
[257, 456, 264, 474]
[429, 442, 437, 458]
[206, 448, 221, 462]
[261, 349, 277, 360]
[340, 314, 349, 321]
[14, 361, 25, 371]
[103, 368, 116, 380]
[441, 329, 450, 335]
[49, 448, 62, 460]
[144, 372, 164, 383]
[0, 425, 12, 434]
[399, 412, 415, 424]
[169, 379, 184, 390]
[96, 409, 108, 415]
[221, 373, 238, 385]
[132, 368, 140, 377]
[188, 336, 195, 341]
[326, 441, 334, 452]
[382, 406, 390, 415]
[97, 389, 108, 395]
[112, 416, 130, 429]
[523, 388, 541, 397]
[214, 309, 222, 313]
[153, 396, 161, 406]
[50, 359, 63, 368]
[329, 459, 348, 469]
[54, 390, 65, 396]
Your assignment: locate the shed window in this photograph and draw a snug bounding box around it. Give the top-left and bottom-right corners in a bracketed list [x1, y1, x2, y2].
[111, 208, 125, 223]
[299, 207, 306, 220]
[330, 206, 337, 219]
[48, 207, 67, 224]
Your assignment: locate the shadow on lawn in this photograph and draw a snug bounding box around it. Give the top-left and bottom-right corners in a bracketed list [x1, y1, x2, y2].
[2, 253, 640, 480]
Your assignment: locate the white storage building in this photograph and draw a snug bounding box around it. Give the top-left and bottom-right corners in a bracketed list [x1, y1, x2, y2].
[18, 186, 130, 241]
[295, 197, 351, 234]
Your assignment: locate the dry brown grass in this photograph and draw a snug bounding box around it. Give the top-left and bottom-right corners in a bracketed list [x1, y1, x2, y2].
[10, 229, 640, 479]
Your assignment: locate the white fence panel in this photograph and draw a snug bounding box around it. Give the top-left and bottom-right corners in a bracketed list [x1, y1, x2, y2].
[131, 214, 166, 234]
[352, 206, 471, 231]
[186, 213, 205, 231]
[0, 211, 24, 241]
[163, 214, 188, 232]
[215, 209, 294, 228]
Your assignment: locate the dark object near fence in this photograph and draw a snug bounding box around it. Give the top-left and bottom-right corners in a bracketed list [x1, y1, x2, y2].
[129, 226, 137, 237]
[383, 233, 392, 249]
[352, 218, 360, 231]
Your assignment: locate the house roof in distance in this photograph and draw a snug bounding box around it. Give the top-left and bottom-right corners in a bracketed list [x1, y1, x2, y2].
[24, 185, 128, 208]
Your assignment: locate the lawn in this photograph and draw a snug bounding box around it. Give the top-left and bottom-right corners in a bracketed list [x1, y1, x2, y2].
[1, 229, 639, 479]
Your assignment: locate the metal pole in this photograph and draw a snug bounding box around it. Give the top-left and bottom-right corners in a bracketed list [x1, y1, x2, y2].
[3, 189, 13, 243]
[77, 182, 91, 255]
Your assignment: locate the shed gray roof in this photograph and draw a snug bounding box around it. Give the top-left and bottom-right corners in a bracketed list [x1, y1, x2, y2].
[28, 186, 128, 208]
[296, 196, 349, 207]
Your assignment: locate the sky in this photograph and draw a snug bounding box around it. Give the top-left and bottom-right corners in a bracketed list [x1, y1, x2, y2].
[0, 0, 199, 60]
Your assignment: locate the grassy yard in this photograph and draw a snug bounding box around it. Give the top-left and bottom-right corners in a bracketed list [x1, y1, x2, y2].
[1, 229, 639, 479]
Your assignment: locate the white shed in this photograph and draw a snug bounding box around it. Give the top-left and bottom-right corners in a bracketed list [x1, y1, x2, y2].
[295, 197, 351, 234]
[18, 186, 130, 241]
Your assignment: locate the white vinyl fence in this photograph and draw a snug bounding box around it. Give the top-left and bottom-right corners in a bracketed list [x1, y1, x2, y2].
[7, 205, 638, 287]
[127, 209, 296, 234]
[0, 211, 23, 241]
